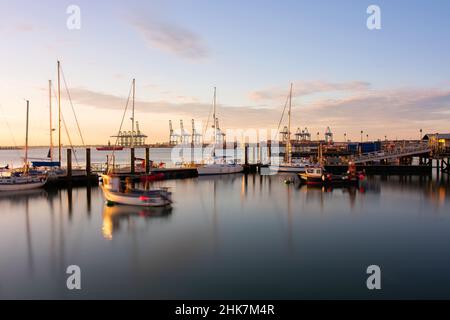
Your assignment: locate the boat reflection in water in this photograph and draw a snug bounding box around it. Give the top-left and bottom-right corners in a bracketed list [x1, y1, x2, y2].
[102, 204, 173, 240]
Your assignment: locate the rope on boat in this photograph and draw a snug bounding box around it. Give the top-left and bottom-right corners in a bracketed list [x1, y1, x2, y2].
[51, 84, 80, 166]
[60, 65, 86, 146]
[276, 92, 291, 140]
[108, 81, 133, 173]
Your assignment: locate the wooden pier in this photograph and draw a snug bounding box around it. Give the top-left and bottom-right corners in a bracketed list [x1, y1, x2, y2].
[39, 141, 449, 189]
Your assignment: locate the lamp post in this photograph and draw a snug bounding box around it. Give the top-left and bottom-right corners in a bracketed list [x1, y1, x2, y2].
[360, 130, 363, 143]
[344, 133, 347, 142]
[366, 134, 369, 142]
[419, 128, 423, 141]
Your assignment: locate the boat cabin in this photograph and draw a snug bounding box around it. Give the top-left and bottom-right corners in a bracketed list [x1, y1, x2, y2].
[305, 167, 324, 178]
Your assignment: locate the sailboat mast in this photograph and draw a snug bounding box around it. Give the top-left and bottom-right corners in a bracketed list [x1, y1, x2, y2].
[49, 80, 53, 161]
[131, 78, 135, 148]
[287, 83, 293, 164]
[213, 87, 216, 145]
[57, 61, 62, 164]
[24, 100, 30, 173]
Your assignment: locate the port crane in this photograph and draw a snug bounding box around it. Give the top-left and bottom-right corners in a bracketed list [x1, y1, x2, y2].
[169, 120, 179, 145]
[215, 118, 226, 144]
[191, 119, 202, 144]
[295, 127, 304, 141]
[179, 120, 191, 144]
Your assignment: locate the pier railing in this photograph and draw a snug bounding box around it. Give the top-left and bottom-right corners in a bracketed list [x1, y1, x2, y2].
[351, 143, 431, 164]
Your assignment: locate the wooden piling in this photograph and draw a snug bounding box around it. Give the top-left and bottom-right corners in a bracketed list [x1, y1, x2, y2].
[130, 147, 135, 174]
[67, 148, 72, 178]
[244, 144, 249, 165]
[145, 147, 150, 174]
[86, 148, 91, 176]
[267, 141, 272, 164]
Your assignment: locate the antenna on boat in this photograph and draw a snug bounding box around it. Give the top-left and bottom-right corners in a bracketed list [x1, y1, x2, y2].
[57, 60, 62, 165]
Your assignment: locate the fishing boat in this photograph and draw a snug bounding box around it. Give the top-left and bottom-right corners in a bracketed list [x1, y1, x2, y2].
[97, 146, 124, 151]
[97, 141, 124, 151]
[100, 79, 172, 207]
[298, 163, 364, 186]
[0, 100, 47, 192]
[197, 88, 243, 175]
[101, 174, 172, 207]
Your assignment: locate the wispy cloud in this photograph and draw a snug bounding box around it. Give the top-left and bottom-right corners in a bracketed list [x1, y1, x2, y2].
[249, 81, 371, 101]
[64, 84, 450, 140]
[126, 14, 208, 60]
[15, 23, 34, 33]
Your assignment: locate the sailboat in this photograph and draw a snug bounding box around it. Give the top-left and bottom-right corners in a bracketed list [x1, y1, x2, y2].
[100, 79, 172, 207]
[197, 87, 243, 175]
[30, 62, 85, 178]
[31, 79, 61, 170]
[0, 100, 47, 192]
[269, 83, 310, 173]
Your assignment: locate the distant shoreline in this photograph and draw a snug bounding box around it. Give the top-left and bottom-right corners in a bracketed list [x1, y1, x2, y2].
[0, 144, 175, 150]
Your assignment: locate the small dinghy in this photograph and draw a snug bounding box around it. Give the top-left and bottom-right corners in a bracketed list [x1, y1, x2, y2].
[101, 174, 172, 207]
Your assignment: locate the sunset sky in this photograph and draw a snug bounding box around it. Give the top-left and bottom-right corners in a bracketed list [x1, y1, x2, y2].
[0, 0, 449, 146]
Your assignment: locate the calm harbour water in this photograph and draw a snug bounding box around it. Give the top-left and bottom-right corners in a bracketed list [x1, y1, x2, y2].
[1, 167, 450, 299]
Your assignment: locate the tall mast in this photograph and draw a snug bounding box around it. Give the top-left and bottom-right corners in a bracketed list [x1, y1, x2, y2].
[131, 78, 135, 148]
[24, 100, 30, 174]
[213, 87, 216, 145]
[49, 80, 53, 161]
[57, 61, 61, 164]
[287, 83, 293, 164]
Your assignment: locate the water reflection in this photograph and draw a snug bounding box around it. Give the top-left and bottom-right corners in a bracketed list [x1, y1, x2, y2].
[0, 174, 450, 298]
[102, 205, 173, 240]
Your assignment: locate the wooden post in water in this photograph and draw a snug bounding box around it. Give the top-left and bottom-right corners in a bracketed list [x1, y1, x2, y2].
[130, 147, 135, 174]
[234, 142, 238, 164]
[86, 148, 91, 177]
[67, 148, 72, 179]
[267, 141, 272, 164]
[145, 147, 150, 174]
[244, 143, 249, 165]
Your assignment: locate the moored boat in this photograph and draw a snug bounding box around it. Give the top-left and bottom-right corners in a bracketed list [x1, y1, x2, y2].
[96, 146, 124, 151]
[197, 162, 243, 175]
[0, 175, 47, 192]
[269, 159, 310, 173]
[0, 100, 48, 192]
[101, 174, 172, 207]
[298, 164, 364, 186]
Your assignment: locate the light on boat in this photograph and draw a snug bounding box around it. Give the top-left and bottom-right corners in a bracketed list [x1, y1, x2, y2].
[139, 196, 150, 201]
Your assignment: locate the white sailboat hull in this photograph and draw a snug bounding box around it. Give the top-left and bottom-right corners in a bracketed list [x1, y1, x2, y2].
[269, 164, 307, 173]
[197, 164, 244, 175]
[0, 178, 47, 192]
